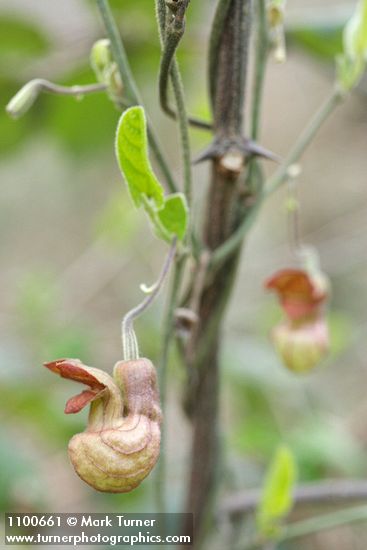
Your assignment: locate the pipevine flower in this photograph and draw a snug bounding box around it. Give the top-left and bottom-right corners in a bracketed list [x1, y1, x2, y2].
[44, 357, 161, 493]
[265, 268, 330, 373]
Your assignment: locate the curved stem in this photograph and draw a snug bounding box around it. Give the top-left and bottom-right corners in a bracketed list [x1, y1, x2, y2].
[156, 1, 193, 204]
[157, 1, 212, 131]
[121, 238, 177, 360]
[96, 0, 177, 193]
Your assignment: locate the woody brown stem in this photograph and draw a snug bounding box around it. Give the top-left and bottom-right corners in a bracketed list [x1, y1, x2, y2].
[183, 0, 253, 543]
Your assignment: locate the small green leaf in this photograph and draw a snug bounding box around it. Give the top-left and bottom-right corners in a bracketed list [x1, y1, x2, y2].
[115, 106, 188, 242]
[337, 0, 367, 90]
[158, 193, 188, 241]
[115, 106, 164, 208]
[257, 445, 297, 537]
[344, 0, 367, 61]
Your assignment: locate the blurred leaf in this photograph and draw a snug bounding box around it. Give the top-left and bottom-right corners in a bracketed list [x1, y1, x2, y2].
[46, 66, 118, 155]
[0, 384, 82, 445]
[290, 418, 364, 479]
[288, 25, 343, 60]
[328, 310, 354, 358]
[337, 0, 367, 91]
[95, 188, 140, 247]
[344, 0, 367, 61]
[257, 446, 297, 537]
[0, 17, 49, 64]
[0, 431, 38, 509]
[16, 271, 58, 340]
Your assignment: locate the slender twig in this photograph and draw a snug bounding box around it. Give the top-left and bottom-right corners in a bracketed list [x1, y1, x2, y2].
[265, 87, 343, 196]
[6, 79, 107, 119]
[155, 256, 185, 513]
[281, 504, 367, 542]
[170, 67, 193, 205]
[96, 0, 177, 193]
[121, 238, 177, 360]
[211, 87, 344, 267]
[245, 505, 367, 549]
[250, 0, 268, 141]
[154, 0, 193, 513]
[219, 479, 367, 518]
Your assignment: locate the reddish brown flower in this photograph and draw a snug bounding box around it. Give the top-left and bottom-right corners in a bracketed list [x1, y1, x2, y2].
[44, 358, 161, 493]
[265, 269, 330, 373]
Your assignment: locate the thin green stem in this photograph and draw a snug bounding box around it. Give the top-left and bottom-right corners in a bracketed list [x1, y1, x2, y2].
[265, 87, 343, 196]
[250, 0, 268, 141]
[170, 66, 192, 205]
[155, 256, 185, 513]
[96, 0, 177, 193]
[156, 0, 192, 204]
[211, 87, 343, 267]
[96, 0, 140, 102]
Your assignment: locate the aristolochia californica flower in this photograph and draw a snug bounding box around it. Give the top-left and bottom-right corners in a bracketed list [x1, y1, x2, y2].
[44, 358, 161, 493]
[265, 269, 330, 373]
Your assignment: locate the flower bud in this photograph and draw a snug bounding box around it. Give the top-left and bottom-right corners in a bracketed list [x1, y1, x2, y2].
[6, 80, 43, 119]
[44, 357, 161, 493]
[90, 39, 123, 104]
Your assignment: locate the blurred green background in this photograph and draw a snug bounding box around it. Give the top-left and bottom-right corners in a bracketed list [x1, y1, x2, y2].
[1, 0, 367, 548]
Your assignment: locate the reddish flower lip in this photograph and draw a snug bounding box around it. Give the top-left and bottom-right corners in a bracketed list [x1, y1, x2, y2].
[44, 359, 106, 414]
[265, 268, 328, 321]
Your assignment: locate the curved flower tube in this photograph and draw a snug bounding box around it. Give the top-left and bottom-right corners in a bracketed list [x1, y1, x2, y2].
[45, 358, 161, 493]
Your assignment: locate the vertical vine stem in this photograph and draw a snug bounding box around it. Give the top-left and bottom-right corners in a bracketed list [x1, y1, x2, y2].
[154, 0, 193, 512]
[183, 1, 253, 543]
[155, 256, 185, 513]
[96, 0, 177, 193]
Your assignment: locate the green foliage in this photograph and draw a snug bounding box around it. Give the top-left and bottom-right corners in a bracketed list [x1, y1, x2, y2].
[115, 106, 188, 241]
[95, 188, 141, 247]
[289, 25, 343, 60]
[0, 17, 49, 65]
[16, 270, 92, 363]
[256, 446, 297, 538]
[46, 67, 119, 156]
